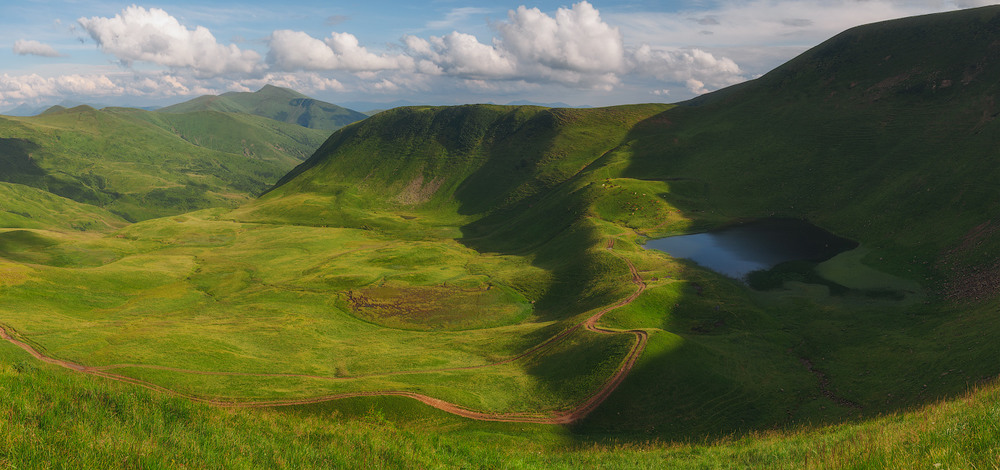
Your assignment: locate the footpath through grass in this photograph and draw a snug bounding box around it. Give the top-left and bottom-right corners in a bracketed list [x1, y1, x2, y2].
[4, 337, 1000, 469]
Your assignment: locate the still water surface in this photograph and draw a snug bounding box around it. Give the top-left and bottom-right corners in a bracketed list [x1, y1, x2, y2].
[644, 219, 857, 280]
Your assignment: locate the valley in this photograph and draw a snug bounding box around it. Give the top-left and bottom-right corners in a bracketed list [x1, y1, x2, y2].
[3, 6, 1000, 468]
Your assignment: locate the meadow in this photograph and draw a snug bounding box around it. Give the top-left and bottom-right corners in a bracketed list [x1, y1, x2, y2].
[5, 6, 1000, 467]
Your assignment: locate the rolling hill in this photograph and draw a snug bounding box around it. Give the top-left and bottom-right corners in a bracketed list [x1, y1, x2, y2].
[3, 6, 1000, 468]
[158, 85, 367, 131]
[226, 4, 1000, 436]
[0, 105, 328, 221]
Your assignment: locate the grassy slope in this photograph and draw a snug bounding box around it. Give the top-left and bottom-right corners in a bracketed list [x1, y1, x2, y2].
[3, 338, 999, 469]
[576, 5, 1000, 437]
[0, 106, 326, 221]
[4, 6, 1000, 467]
[240, 5, 1000, 439]
[158, 85, 367, 131]
[107, 107, 328, 165]
[0, 181, 124, 232]
[0, 103, 669, 414]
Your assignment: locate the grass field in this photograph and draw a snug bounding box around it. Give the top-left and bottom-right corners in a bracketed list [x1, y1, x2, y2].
[0, 105, 327, 221]
[4, 336, 1000, 469]
[0, 205, 643, 415]
[5, 6, 1000, 467]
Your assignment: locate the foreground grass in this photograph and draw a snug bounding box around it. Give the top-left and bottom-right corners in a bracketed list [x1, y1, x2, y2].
[3, 339, 999, 469]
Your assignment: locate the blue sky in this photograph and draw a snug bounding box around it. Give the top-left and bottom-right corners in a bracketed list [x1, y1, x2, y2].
[2, 0, 997, 110]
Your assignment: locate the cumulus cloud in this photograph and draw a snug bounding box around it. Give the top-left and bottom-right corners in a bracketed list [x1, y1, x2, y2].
[404, 33, 515, 78]
[630, 45, 744, 92]
[0, 70, 352, 109]
[497, 2, 625, 75]
[262, 1, 746, 94]
[13, 40, 62, 57]
[405, 2, 630, 89]
[409, 1, 741, 90]
[0, 73, 122, 104]
[78, 5, 262, 77]
[236, 73, 346, 93]
[611, 0, 1000, 77]
[267, 30, 411, 72]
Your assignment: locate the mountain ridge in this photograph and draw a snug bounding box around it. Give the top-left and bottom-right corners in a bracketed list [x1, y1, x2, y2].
[159, 85, 367, 131]
[0, 105, 327, 221]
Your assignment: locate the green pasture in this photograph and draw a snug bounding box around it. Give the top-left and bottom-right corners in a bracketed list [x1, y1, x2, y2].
[3, 331, 1000, 469]
[0, 208, 641, 414]
[5, 7, 1000, 466]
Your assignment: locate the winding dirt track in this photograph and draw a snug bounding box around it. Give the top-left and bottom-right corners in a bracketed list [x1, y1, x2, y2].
[1, 240, 647, 424]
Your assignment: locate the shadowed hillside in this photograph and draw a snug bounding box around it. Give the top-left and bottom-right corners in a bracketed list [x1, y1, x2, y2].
[625, 5, 1000, 301]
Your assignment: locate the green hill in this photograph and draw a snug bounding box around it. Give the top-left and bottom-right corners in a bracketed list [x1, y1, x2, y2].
[4, 6, 1000, 467]
[616, 5, 1000, 306]
[0, 105, 327, 221]
[0, 181, 125, 232]
[159, 85, 368, 131]
[241, 4, 1000, 436]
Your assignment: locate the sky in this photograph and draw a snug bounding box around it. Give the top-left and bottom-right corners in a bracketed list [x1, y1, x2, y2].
[2, 0, 998, 111]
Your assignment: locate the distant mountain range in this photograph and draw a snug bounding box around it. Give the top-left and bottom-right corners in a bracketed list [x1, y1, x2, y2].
[158, 85, 367, 131]
[2, 100, 160, 117]
[340, 100, 588, 114]
[0, 103, 328, 221]
[3, 91, 591, 120]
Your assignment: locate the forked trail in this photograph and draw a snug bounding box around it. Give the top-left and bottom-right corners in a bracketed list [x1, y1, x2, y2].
[1, 240, 648, 424]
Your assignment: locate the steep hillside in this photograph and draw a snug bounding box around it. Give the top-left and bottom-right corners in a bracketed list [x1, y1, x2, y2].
[0, 105, 325, 221]
[625, 5, 1000, 299]
[159, 85, 367, 131]
[263, 103, 670, 221]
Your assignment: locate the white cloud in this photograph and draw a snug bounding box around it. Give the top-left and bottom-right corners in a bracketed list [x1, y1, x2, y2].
[267, 30, 412, 72]
[685, 79, 708, 95]
[267, 30, 339, 71]
[406, 33, 516, 78]
[497, 2, 625, 75]
[609, 0, 1000, 75]
[263, 1, 746, 94]
[0, 73, 122, 104]
[13, 40, 62, 58]
[630, 45, 744, 90]
[18, 0, 990, 108]
[0, 70, 352, 109]
[238, 73, 346, 93]
[407, 1, 742, 91]
[78, 5, 262, 77]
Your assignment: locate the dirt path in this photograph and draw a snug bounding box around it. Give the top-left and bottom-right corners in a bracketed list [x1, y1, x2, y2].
[1, 239, 648, 424]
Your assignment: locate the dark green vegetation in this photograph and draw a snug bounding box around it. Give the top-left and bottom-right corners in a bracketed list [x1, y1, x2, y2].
[159, 85, 367, 131]
[0, 105, 327, 221]
[4, 6, 1000, 468]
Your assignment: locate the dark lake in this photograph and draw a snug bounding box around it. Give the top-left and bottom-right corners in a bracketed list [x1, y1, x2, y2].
[644, 218, 857, 281]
